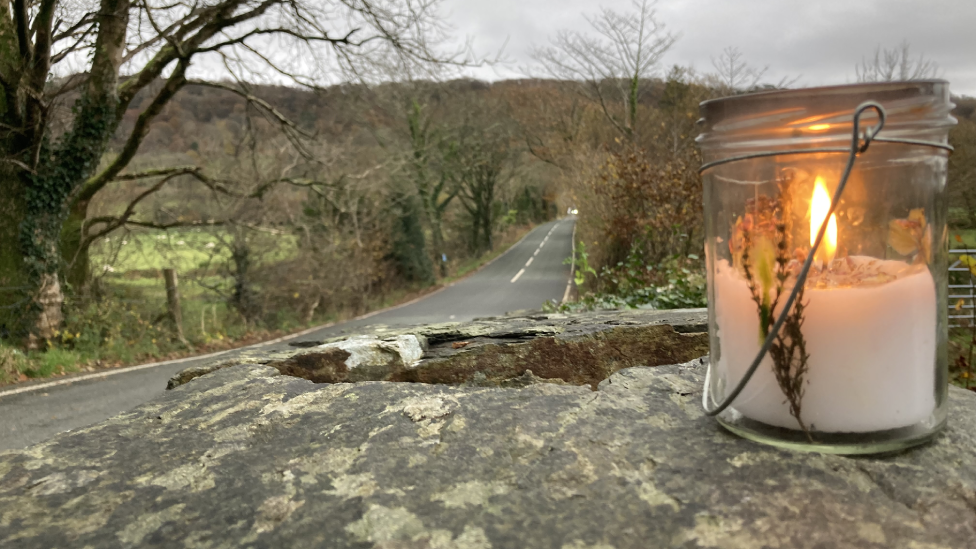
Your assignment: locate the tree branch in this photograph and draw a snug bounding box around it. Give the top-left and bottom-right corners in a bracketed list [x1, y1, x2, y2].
[24, 0, 57, 152]
[73, 172, 177, 268]
[196, 26, 362, 53]
[77, 58, 190, 205]
[117, 0, 275, 111]
[112, 166, 201, 182]
[50, 24, 98, 64]
[91, 218, 228, 231]
[12, 0, 31, 61]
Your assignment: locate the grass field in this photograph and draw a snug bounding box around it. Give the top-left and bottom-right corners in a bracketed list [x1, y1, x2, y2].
[89, 228, 299, 274]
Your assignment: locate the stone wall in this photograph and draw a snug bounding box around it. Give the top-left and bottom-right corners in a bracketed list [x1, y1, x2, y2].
[1, 309, 974, 548]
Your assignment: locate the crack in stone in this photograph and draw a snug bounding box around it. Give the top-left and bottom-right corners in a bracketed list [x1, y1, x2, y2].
[854, 464, 923, 515]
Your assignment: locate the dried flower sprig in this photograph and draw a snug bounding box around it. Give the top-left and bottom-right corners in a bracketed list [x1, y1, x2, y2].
[734, 179, 812, 438]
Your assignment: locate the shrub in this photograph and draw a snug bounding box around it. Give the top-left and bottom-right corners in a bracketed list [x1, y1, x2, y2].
[0, 345, 28, 384]
[549, 252, 706, 313]
[591, 145, 704, 274]
[60, 288, 172, 363]
[23, 348, 81, 378]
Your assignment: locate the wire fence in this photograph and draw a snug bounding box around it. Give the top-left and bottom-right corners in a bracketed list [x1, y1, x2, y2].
[949, 249, 976, 328]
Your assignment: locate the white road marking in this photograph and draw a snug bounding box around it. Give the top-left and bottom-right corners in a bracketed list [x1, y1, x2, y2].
[512, 221, 562, 283]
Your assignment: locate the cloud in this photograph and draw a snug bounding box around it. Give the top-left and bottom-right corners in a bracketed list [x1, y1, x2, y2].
[443, 0, 976, 96]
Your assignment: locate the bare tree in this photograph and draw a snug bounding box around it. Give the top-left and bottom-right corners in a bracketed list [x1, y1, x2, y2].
[0, 0, 456, 346]
[450, 97, 518, 254]
[530, 0, 677, 140]
[403, 97, 458, 278]
[856, 41, 941, 82]
[708, 46, 798, 95]
[711, 47, 766, 93]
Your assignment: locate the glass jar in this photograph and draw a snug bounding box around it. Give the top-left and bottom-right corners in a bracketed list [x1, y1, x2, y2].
[698, 81, 955, 454]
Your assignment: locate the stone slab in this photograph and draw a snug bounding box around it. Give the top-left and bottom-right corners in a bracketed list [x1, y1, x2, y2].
[0, 360, 974, 547]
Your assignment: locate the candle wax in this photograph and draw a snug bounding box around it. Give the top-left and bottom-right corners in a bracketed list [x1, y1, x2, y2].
[713, 257, 937, 432]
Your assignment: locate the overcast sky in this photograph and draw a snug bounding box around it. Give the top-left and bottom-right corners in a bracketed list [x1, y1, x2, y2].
[441, 0, 976, 97]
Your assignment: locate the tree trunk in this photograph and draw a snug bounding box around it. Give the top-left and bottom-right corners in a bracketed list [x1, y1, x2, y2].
[431, 218, 448, 278]
[1, 0, 131, 345]
[0, 166, 67, 348]
[163, 268, 190, 348]
[61, 199, 91, 293]
[0, 169, 30, 343]
[392, 193, 435, 285]
[230, 238, 259, 324]
[25, 273, 63, 350]
[303, 295, 321, 324]
[482, 209, 494, 251]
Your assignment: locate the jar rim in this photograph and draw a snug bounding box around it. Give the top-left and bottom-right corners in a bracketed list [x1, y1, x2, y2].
[700, 79, 949, 112]
[697, 80, 954, 150]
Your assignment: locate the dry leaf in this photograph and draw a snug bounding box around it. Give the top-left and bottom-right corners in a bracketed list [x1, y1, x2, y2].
[888, 219, 919, 255]
[908, 208, 926, 226]
[888, 208, 928, 259]
[959, 254, 976, 276]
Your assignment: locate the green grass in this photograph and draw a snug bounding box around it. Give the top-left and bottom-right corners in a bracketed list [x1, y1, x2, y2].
[0, 344, 81, 384]
[27, 348, 81, 378]
[90, 228, 299, 274]
[951, 228, 976, 249]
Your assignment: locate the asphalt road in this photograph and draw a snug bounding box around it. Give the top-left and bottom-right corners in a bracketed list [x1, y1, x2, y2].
[0, 218, 575, 451]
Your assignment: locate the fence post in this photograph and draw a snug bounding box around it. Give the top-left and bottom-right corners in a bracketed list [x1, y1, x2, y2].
[163, 268, 190, 348]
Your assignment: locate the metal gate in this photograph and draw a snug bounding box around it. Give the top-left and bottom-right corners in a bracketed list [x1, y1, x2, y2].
[950, 249, 976, 328]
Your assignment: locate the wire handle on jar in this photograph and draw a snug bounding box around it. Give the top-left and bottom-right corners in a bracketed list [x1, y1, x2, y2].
[700, 102, 891, 417]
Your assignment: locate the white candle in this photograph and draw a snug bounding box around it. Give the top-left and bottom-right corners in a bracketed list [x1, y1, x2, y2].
[713, 257, 937, 432]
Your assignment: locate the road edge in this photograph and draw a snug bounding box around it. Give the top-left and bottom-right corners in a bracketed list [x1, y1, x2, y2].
[562, 218, 577, 303]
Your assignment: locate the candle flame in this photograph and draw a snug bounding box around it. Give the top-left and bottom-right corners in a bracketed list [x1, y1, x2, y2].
[810, 176, 837, 264]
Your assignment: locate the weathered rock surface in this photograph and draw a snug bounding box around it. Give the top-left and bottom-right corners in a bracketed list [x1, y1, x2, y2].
[2, 310, 975, 549]
[170, 309, 711, 390]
